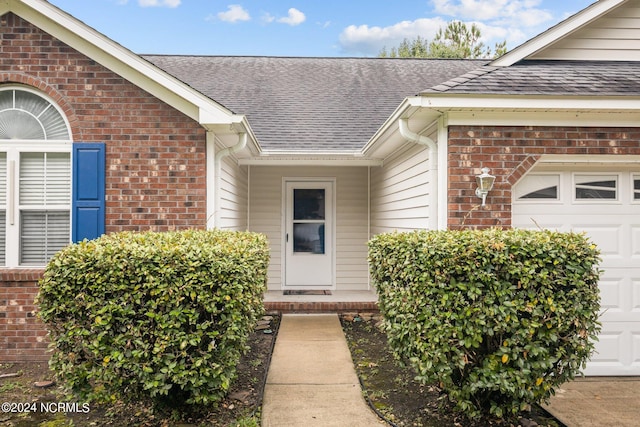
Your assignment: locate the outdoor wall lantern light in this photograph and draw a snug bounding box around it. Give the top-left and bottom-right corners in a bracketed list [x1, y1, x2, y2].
[475, 167, 495, 207]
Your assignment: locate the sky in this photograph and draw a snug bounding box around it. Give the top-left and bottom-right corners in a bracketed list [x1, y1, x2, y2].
[47, 0, 597, 57]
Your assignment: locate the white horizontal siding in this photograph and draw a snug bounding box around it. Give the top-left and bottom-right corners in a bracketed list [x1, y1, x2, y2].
[370, 142, 432, 235]
[218, 154, 248, 230]
[248, 167, 282, 289]
[530, 4, 640, 61]
[249, 166, 369, 291]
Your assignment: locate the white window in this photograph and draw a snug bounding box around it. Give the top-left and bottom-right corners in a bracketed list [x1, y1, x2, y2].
[515, 173, 560, 201]
[0, 87, 72, 267]
[575, 174, 618, 201]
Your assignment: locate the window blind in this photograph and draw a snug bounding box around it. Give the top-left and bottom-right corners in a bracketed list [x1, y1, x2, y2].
[20, 211, 70, 265]
[19, 152, 71, 264]
[20, 152, 71, 205]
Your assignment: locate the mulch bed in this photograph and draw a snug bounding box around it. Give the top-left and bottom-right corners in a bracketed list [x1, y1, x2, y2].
[0, 315, 279, 427]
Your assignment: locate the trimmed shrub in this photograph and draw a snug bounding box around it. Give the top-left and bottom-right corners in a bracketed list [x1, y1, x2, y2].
[369, 228, 601, 420]
[37, 229, 269, 409]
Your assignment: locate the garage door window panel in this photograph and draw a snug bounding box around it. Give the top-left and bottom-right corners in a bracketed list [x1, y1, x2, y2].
[575, 174, 618, 201]
[515, 174, 561, 201]
[633, 175, 640, 201]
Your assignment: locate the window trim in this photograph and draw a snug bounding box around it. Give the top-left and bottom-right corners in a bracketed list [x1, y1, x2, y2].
[0, 86, 72, 268]
[0, 85, 72, 142]
[572, 172, 621, 204]
[0, 145, 72, 267]
[632, 174, 640, 203]
[513, 172, 563, 204]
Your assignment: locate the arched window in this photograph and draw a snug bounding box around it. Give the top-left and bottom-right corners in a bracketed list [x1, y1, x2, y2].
[0, 87, 72, 267]
[0, 88, 70, 140]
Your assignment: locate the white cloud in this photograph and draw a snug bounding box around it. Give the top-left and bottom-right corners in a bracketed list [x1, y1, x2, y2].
[138, 0, 180, 7]
[338, 1, 556, 55]
[431, 0, 553, 28]
[339, 17, 447, 56]
[430, 0, 556, 47]
[277, 8, 306, 26]
[217, 4, 251, 23]
[262, 12, 275, 24]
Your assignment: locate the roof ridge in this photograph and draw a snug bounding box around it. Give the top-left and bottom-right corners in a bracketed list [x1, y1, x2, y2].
[140, 54, 488, 62]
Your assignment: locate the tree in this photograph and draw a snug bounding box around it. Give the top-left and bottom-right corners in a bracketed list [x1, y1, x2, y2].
[378, 21, 507, 59]
[379, 35, 429, 58]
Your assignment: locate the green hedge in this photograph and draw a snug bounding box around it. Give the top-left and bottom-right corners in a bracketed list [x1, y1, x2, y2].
[369, 228, 601, 420]
[37, 229, 269, 409]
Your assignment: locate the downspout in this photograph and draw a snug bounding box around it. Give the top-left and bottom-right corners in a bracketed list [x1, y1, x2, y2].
[367, 165, 371, 290]
[399, 118, 437, 151]
[398, 118, 438, 230]
[213, 132, 247, 228]
[247, 165, 251, 231]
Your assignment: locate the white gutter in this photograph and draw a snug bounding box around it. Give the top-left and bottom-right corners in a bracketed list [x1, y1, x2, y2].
[398, 118, 439, 230]
[238, 158, 383, 166]
[216, 132, 248, 164]
[416, 94, 640, 111]
[213, 132, 247, 228]
[398, 118, 436, 151]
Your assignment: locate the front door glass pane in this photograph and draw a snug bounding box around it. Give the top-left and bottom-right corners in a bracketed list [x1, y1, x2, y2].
[293, 188, 325, 254]
[293, 223, 325, 254]
[294, 189, 325, 220]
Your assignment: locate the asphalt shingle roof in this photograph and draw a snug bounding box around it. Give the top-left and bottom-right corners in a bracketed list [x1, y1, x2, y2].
[142, 55, 486, 152]
[426, 60, 640, 96]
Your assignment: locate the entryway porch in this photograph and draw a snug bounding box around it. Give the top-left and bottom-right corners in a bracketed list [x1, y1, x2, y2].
[263, 290, 378, 314]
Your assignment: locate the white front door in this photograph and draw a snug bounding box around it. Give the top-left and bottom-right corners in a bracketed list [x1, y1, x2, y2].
[284, 180, 334, 288]
[513, 165, 640, 375]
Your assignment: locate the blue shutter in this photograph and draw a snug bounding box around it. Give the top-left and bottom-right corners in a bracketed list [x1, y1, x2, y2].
[72, 143, 105, 242]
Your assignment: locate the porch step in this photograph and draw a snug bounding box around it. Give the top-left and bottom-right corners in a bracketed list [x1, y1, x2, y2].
[263, 290, 379, 314]
[264, 300, 378, 314]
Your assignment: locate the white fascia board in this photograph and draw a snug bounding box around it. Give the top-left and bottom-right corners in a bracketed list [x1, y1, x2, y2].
[256, 149, 365, 157]
[491, 0, 627, 67]
[202, 116, 262, 157]
[447, 110, 640, 127]
[417, 94, 640, 111]
[12, 0, 235, 125]
[238, 157, 383, 167]
[362, 97, 430, 156]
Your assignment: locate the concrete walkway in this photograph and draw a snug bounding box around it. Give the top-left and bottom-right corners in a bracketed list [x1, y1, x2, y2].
[543, 377, 640, 427]
[261, 314, 385, 427]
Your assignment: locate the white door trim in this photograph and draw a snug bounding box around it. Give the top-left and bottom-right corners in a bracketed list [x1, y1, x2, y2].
[281, 177, 336, 290]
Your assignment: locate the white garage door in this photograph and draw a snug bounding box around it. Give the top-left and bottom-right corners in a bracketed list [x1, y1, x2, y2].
[513, 165, 640, 376]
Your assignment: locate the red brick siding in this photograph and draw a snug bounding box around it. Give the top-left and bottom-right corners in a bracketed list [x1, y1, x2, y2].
[0, 13, 207, 233]
[448, 125, 640, 229]
[0, 13, 208, 360]
[0, 270, 47, 361]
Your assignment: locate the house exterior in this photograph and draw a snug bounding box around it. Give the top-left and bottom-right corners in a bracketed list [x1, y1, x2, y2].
[365, 0, 640, 376]
[0, 0, 638, 376]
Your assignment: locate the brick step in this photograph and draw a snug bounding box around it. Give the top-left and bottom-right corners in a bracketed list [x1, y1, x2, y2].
[264, 301, 379, 314]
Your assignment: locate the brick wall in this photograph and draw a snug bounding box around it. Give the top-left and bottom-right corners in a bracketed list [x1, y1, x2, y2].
[0, 13, 207, 233]
[0, 270, 47, 361]
[448, 125, 640, 229]
[0, 13, 208, 361]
